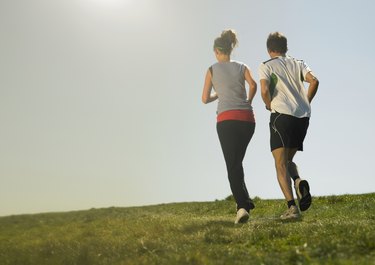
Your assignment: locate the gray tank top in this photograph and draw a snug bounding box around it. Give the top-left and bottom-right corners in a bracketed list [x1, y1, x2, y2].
[211, 61, 252, 114]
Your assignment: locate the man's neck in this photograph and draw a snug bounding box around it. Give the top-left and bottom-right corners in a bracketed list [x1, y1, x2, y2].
[269, 51, 286, 58]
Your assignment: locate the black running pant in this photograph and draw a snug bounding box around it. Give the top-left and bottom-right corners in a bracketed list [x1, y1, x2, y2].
[217, 120, 255, 211]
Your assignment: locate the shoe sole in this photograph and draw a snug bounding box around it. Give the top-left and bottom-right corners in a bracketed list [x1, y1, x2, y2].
[297, 180, 311, 212]
[236, 214, 249, 224]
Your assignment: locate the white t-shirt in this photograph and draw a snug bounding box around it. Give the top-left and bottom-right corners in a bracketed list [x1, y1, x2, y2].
[258, 55, 312, 118]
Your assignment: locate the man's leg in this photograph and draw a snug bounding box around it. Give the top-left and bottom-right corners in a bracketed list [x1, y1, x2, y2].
[272, 147, 300, 219]
[287, 149, 312, 211]
[287, 149, 299, 183]
[272, 147, 294, 202]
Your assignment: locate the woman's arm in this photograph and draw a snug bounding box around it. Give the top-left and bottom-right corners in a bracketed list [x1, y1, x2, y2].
[202, 69, 218, 104]
[244, 67, 257, 105]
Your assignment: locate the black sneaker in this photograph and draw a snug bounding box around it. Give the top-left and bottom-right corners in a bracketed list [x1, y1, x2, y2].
[295, 179, 311, 211]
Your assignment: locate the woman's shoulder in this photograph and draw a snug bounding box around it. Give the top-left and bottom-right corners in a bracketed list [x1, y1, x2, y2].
[231, 60, 246, 66]
[232, 61, 249, 71]
[211, 61, 247, 71]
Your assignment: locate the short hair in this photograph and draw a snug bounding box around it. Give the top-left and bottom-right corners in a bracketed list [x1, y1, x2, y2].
[266, 32, 288, 54]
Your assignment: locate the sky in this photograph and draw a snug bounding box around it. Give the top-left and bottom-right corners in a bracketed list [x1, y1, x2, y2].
[1, 0, 374, 216]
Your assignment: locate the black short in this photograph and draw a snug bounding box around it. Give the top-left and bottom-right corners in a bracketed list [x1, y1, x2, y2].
[269, 112, 309, 152]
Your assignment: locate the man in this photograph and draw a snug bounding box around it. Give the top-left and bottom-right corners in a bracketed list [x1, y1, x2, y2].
[258, 32, 319, 220]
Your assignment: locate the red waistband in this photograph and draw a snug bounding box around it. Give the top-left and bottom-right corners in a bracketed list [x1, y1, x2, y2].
[217, 110, 255, 123]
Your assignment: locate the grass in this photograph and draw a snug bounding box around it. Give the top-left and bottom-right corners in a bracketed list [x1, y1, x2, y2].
[0, 193, 374, 265]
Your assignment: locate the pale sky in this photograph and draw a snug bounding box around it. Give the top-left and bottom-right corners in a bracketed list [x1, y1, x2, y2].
[1, 0, 374, 216]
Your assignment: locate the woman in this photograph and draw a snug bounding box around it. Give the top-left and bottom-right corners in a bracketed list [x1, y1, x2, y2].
[202, 29, 257, 224]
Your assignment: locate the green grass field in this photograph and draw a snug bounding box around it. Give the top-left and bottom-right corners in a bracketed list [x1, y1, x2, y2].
[0, 193, 374, 265]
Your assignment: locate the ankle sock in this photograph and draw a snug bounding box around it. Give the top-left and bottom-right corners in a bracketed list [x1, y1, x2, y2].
[287, 200, 296, 208]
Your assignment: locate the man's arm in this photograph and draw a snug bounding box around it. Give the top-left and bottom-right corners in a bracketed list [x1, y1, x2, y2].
[305, 72, 319, 103]
[260, 79, 272, 110]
